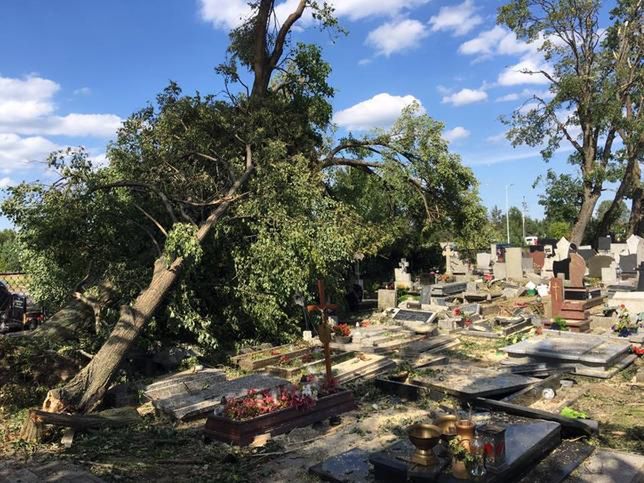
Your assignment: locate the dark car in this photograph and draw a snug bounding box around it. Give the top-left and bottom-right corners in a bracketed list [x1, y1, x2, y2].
[0, 281, 44, 333]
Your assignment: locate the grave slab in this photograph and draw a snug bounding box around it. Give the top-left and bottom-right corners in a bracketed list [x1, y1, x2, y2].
[145, 372, 288, 420]
[502, 332, 631, 368]
[369, 421, 560, 483]
[309, 448, 371, 483]
[569, 448, 644, 483]
[412, 365, 538, 399]
[517, 440, 594, 483]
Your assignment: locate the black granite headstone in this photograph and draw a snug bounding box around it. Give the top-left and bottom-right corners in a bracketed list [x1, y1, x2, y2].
[620, 254, 637, 273]
[552, 258, 571, 280]
[638, 263, 644, 292]
[393, 309, 435, 323]
[309, 448, 371, 483]
[577, 248, 596, 262]
[598, 236, 611, 251]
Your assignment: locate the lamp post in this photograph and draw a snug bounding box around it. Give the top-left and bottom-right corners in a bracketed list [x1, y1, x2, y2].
[505, 184, 513, 244]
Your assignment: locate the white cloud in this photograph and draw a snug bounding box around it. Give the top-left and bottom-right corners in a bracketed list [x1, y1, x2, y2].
[0, 75, 121, 138]
[441, 88, 488, 106]
[429, 0, 482, 36]
[458, 26, 535, 57]
[0, 177, 14, 189]
[497, 53, 552, 86]
[334, 93, 425, 130]
[73, 87, 92, 96]
[0, 133, 59, 174]
[198, 0, 430, 29]
[486, 132, 508, 143]
[443, 126, 470, 142]
[496, 93, 520, 102]
[366, 19, 428, 56]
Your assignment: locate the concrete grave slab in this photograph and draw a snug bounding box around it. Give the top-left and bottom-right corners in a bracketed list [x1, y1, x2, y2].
[144, 372, 288, 420]
[570, 448, 644, 483]
[412, 365, 539, 398]
[610, 291, 644, 313]
[502, 332, 631, 368]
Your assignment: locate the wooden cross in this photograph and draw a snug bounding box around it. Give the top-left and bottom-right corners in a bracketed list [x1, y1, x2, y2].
[306, 279, 337, 385]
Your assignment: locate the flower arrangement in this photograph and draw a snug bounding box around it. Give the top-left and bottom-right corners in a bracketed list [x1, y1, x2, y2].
[612, 305, 640, 337]
[550, 316, 568, 331]
[223, 384, 316, 420]
[360, 320, 370, 328]
[333, 323, 351, 337]
[448, 436, 475, 464]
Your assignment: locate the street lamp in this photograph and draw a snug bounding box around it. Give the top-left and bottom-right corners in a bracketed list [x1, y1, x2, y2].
[505, 184, 513, 244]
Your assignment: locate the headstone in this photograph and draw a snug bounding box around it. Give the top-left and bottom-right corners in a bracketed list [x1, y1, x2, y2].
[531, 251, 545, 269]
[377, 288, 397, 311]
[569, 253, 586, 287]
[493, 262, 507, 279]
[420, 285, 431, 305]
[601, 266, 617, 283]
[506, 247, 524, 280]
[552, 258, 571, 280]
[610, 243, 628, 263]
[626, 234, 642, 255]
[491, 243, 498, 262]
[555, 237, 571, 261]
[441, 242, 454, 275]
[587, 255, 614, 278]
[577, 247, 596, 262]
[394, 258, 412, 288]
[620, 253, 637, 273]
[542, 257, 554, 277]
[550, 278, 564, 317]
[638, 263, 644, 291]
[597, 236, 611, 251]
[477, 252, 492, 270]
[636, 238, 644, 265]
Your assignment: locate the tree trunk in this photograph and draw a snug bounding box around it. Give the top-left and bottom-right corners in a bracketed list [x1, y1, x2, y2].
[595, 162, 636, 241]
[630, 185, 643, 235]
[43, 165, 254, 414]
[570, 189, 601, 245]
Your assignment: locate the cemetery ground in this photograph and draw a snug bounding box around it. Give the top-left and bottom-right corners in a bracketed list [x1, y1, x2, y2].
[1, 332, 642, 482]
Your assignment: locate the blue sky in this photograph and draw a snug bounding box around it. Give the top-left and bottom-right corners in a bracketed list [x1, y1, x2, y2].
[0, 0, 617, 229]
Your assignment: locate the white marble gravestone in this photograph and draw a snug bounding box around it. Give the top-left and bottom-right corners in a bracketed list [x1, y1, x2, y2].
[601, 266, 617, 283]
[506, 247, 523, 280]
[542, 257, 554, 277]
[555, 237, 570, 261]
[394, 258, 412, 289]
[477, 253, 491, 271]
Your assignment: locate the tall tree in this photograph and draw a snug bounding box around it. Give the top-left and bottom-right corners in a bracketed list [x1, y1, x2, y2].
[594, 0, 643, 238]
[3, 0, 488, 413]
[499, 0, 619, 245]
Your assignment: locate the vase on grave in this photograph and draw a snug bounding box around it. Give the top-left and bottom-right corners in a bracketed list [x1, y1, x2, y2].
[451, 458, 469, 480]
[455, 419, 475, 451]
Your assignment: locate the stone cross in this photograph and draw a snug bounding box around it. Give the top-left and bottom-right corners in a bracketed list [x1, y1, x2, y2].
[399, 258, 410, 272]
[549, 277, 564, 318]
[306, 279, 337, 385]
[442, 243, 454, 275]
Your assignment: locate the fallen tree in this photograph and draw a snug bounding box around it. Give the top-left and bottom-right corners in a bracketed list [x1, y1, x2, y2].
[4, 0, 490, 417]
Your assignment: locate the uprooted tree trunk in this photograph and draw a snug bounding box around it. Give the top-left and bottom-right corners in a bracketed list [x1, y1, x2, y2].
[43, 165, 254, 414]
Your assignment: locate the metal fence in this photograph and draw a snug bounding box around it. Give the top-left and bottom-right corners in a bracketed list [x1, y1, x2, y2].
[0, 272, 32, 296]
